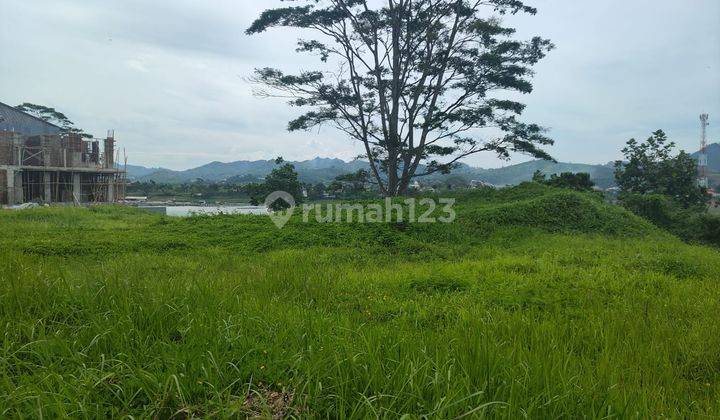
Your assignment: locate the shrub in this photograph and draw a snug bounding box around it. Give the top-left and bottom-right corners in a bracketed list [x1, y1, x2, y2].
[695, 214, 720, 246]
[619, 194, 686, 230]
[619, 193, 719, 246]
[533, 171, 595, 191]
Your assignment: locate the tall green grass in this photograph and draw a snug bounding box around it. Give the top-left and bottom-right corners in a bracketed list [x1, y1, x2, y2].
[1, 185, 718, 418]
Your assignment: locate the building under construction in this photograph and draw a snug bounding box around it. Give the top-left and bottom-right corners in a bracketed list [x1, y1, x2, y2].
[0, 101, 125, 206]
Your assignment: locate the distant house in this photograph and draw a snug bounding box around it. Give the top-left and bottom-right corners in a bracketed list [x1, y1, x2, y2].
[470, 180, 496, 189]
[0, 100, 125, 205]
[408, 180, 440, 192]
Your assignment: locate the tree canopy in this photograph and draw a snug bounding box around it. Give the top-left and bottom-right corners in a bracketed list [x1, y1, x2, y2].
[533, 170, 595, 191]
[247, 0, 554, 196]
[244, 159, 305, 209]
[614, 130, 707, 208]
[15, 103, 91, 138]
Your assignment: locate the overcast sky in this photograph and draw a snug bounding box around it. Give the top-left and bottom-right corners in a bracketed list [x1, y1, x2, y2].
[1, 0, 719, 170]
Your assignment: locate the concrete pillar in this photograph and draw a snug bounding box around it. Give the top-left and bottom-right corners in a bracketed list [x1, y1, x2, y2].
[72, 173, 81, 204]
[43, 172, 52, 203]
[5, 168, 14, 205]
[104, 137, 115, 169]
[107, 179, 115, 203]
[12, 170, 23, 204]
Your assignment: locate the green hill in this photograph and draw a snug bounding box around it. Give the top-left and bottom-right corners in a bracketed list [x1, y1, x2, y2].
[692, 142, 720, 172]
[130, 158, 368, 184]
[1, 186, 718, 418]
[128, 157, 616, 187]
[127, 142, 720, 189]
[461, 160, 616, 188]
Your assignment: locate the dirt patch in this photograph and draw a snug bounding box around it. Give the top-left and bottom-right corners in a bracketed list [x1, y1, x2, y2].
[243, 386, 299, 419]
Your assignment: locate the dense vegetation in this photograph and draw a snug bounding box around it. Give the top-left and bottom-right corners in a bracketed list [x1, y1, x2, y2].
[620, 193, 720, 247]
[615, 130, 707, 207]
[125, 181, 252, 203]
[613, 130, 719, 247]
[1, 184, 719, 418]
[532, 170, 596, 191]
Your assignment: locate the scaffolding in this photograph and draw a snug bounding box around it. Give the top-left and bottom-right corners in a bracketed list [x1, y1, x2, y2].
[6, 171, 126, 203]
[0, 131, 126, 206]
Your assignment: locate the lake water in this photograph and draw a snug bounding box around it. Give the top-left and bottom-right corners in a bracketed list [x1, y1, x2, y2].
[141, 205, 269, 217]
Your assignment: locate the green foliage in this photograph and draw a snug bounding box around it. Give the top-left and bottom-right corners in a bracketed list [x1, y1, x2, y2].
[1, 187, 719, 417]
[264, 162, 304, 210]
[15, 102, 92, 138]
[619, 193, 720, 246]
[696, 214, 720, 246]
[241, 159, 305, 210]
[247, 0, 554, 195]
[330, 169, 372, 196]
[464, 188, 654, 236]
[613, 131, 718, 247]
[620, 193, 690, 231]
[615, 130, 707, 207]
[243, 182, 267, 206]
[126, 180, 250, 202]
[533, 170, 595, 191]
[409, 276, 469, 293]
[306, 182, 326, 200]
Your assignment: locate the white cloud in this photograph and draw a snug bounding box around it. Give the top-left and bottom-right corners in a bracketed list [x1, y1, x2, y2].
[1, 0, 718, 170]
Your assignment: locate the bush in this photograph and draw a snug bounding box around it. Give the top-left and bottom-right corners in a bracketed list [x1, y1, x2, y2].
[695, 214, 720, 246]
[619, 194, 686, 230]
[532, 171, 595, 191]
[619, 193, 719, 246]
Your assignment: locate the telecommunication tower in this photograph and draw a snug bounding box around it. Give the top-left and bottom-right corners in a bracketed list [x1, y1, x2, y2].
[699, 114, 709, 188]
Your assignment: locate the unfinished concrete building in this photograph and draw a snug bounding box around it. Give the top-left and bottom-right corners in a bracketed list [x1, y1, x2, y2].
[0, 101, 125, 206]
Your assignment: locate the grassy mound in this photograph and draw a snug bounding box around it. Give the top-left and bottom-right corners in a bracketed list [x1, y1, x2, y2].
[460, 185, 655, 235]
[1, 186, 718, 418]
[2, 184, 657, 260]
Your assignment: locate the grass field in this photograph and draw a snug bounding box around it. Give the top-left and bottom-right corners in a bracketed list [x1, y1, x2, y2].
[1, 184, 719, 418]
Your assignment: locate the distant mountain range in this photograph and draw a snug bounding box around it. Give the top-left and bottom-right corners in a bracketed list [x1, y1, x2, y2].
[693, 143, 720, 188]
[127, 158, 369, 184]
[125, 143, 719, 189]
[126, 158, 618, 188]
[692, 142, 720, 172]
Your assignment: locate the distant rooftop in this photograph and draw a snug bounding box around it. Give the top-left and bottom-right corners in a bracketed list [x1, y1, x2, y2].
[0, 101, 63, 137]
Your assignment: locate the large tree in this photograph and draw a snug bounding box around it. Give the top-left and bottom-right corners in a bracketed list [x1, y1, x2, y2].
[247, 0, 554, 196]
[244, 157, 305, 209]
[15, 103, 91, 138]
[615, 130, 707, 208]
